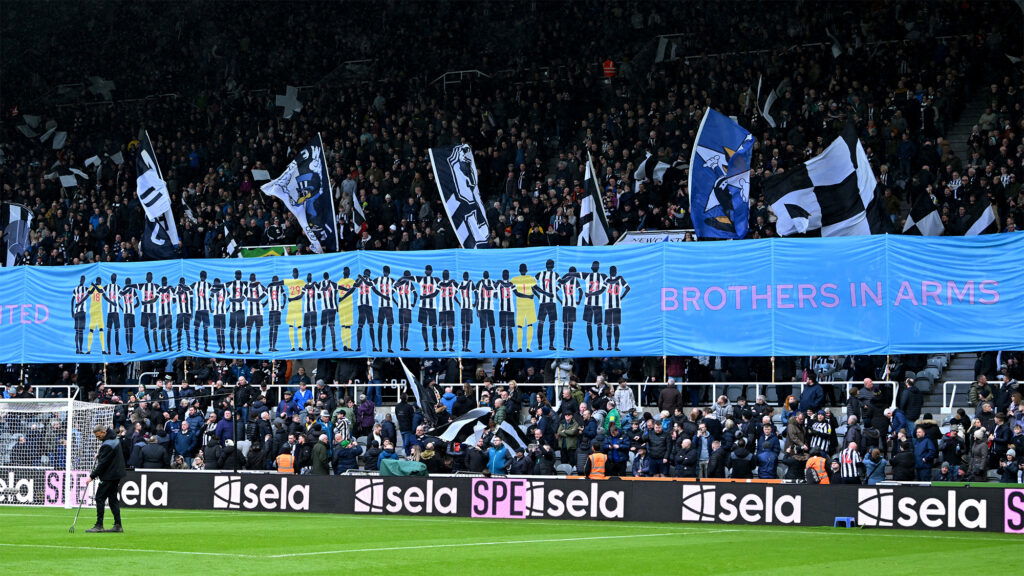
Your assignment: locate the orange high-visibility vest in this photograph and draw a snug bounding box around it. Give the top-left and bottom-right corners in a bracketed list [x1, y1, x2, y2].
[807, 456, 830, 485]
[276, 453, 295, 474]
[602, 59, 617, 78]
[588, 453, 607, 479]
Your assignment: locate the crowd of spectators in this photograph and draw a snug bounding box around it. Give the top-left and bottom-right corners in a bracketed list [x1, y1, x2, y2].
[3, 1, 1020, 268]
[1, 1, 1023, 473]
[5, 366, 1020, 484]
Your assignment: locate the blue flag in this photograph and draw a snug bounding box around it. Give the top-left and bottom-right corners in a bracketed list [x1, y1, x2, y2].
[688, 109, 754, 239]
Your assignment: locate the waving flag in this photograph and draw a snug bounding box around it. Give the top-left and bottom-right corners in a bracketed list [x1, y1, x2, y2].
[428, 144, 490, 248]
[902, 195, 944, 236]
[136, 130, 180, 259]
[577, 152, 610, 246]
[764, 125, 884, 237]
[1, 203, 32, 267]
[261, 134, 339, 253]
[688, 109, 753, 239]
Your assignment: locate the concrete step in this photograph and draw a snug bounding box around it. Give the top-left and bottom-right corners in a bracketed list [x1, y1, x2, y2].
[943, 92, 991, 161]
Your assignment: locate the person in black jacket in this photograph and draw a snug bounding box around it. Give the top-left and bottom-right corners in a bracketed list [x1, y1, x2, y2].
[728, 439, 755, 479]
[86, 425, 127, 533]
[672, 439, 699, 478]
[218, 439, 245, 470]
[394, 395, 415, 451]
[897, 379, 924, 422]
[705, 440, 727, 479]
[140, 435, 170, 469]
[890, 441, 916, 480]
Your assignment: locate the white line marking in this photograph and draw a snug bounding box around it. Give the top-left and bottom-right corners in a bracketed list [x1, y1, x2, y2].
[268, 532, 693, 558]
[0, 542, 247, 558]
[0, 508, 699, 530]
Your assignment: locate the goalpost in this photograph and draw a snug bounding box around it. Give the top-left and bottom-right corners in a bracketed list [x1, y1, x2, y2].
[0, 399, 115, 508]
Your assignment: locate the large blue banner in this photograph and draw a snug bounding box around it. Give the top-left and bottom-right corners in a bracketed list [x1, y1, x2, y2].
[0, 235, 1021, 363]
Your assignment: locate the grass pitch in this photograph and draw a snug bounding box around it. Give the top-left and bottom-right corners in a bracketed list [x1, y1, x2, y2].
[0, 506, 1018, 575]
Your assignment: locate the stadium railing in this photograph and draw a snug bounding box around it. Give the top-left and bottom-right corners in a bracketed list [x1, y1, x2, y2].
[93, 380, 896, 413]
[941, 381, 983, 416]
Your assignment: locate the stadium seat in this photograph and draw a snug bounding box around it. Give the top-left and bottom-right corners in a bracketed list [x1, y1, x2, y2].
[913, 374, 934, 394]
[554, 463, 573, 475]
[833, 517, 856, 528]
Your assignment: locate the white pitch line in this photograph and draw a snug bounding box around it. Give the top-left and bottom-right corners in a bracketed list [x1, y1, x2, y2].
[267, 531, 720, 558]
[0, 542, 247, 558]
[0, 509, 697, 531]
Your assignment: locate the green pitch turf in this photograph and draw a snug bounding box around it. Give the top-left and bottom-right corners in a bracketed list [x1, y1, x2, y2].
[0, 507, 1018, 575]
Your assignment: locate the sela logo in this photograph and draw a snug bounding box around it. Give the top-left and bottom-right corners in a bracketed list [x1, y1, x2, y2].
[857, 488, 986, 529]
[213, 475, 309, 511]
[353, 478, 457, 515]
[0, 471, 34, 504]
[1005, 489, 1024, 534]
[471, 479, 625, 519]
[680, 485, 801, 524]
[120, 474, 168, 507]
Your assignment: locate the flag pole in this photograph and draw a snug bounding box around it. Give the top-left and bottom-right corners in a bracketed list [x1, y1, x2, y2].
[458, 358, 463, 384]
[367, 357, 373, 400]
[318, 132, 341, 251]
[271, 360, 277, 386]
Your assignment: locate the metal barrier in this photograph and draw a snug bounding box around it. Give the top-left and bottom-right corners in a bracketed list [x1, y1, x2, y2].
[93, 379, 895, 412]
[941, 381, 979, 415]
[18, 385, 79, 400]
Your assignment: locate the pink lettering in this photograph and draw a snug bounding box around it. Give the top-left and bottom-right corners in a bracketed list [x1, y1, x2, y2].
[920, 281, 943, 305]
[978, 280, 999, 304]
[661, 288, 678, 311]
[894, 281, 918, 306]
[861, 282, 883, 307]
[6, 304, 17, 324]
[35, 305, 49, 324]
[849, 283, 858, 307]
[703, 287, 726, 311]
[751, 285, 772, 309]
[820, 283, 839, 308]
[797, 284, 818, 308]
[20, 304, 32, 324]
[776, 284, 794, 309]
[681, 287, 701, 311]
[946, 281, 975, 305]
[727, 285, 748, 310]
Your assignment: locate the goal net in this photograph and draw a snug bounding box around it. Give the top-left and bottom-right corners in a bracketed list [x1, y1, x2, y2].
[0, 399, 115, 508]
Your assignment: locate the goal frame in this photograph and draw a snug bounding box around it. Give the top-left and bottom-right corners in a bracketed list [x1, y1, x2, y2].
[0, 397, 107, 509]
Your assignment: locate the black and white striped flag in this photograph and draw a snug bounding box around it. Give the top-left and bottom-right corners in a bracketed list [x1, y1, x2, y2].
[136, 131, 172, 219]
[496, 420, 530, 452]
[756, 75, 789, 128]
[224, 225, 240, 257]
[764, 126, 884, 237]
[578, 152, 610, 246]
[398, 358, 439, 426]
[428, 144, 490, 248]
[963, 199, 998, 236]
[902, 195, 944, 236]
[1, 202, 33, 267]
[632, 151, 669, 193]
[136, 130, 180, 259]
[352, 187, 366, 233]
